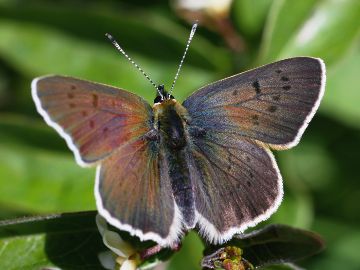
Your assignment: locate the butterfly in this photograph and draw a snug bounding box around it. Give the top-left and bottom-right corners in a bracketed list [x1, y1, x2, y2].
[31, 25, 325, 247]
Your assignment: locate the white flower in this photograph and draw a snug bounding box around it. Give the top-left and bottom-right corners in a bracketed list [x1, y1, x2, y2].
[96, 215, 139, 270]
[174, 0, 233, 16]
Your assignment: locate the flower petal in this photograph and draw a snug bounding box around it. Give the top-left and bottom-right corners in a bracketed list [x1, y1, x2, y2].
[96, 214, 108, 236]
[98, 251, 116, 270]
[103, 231, 135, 257]
[120, 259, 137, 270]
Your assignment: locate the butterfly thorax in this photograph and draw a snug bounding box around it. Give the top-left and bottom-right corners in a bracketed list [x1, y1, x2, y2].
[153, 99, 196, 228]
[153, 99, 190, 149]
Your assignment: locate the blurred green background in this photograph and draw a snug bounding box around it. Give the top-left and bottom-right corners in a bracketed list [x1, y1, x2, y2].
[0, 0, 359, 269]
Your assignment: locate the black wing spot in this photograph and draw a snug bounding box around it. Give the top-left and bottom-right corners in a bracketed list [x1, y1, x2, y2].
[283, 85, 291, 90]
[267, 105, 278, 112]
[92, 94, 99, 108]
[252, 114, 260, 125]
[247, 181, 252, 187]
[272, 94, 281, 101]
[228, 189, 235, 197]
[249, 172, 254, 179]
[69, 103, 76, 108]
[190, 126, 207, 138]
[281, 76, 289, 81]
[276, 69, 282, 74]
[82, 111, 88, 117]
[252, 80, 261, 94]
[232, 90, 238, 96]
[67, 92, 74, 99]
[227, 155, 232, 171]
[89, 120, 95, 128]
[70, 85, 76, 90]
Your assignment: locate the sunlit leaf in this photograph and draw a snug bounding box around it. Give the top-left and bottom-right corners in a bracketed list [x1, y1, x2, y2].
[259, 0, 318, 63]
[259, 0, 360, 66]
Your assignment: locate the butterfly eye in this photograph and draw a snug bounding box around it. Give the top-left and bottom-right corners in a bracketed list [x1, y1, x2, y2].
[154, 96, 162, 103]
[157, 84, 165, 92]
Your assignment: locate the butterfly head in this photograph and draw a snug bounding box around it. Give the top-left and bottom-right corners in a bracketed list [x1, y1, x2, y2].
[154, 84, 175, 104]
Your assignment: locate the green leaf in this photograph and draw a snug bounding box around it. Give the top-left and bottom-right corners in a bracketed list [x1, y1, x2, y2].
[263, 264, 300, 270]
[259, 0, 360, 66]
[0, 114, 69, 152]
[0, 212, 180, 270]
[0, 19, 217, 103]
[0, 211, 106, 270]
[307, 218, 360, 270]
[320, 39, 360, 129]
[202, 224, 325, 269]
[0, 1, 231, 72]
[269, 188, 313, 229]
[233, 0, 274, 37]
[0, 117, 95, 213]
[236, 225, 324, 267]
[167, 232, 204, 270]
[278, 142, 337, 191]
[259, 0, 318, 62]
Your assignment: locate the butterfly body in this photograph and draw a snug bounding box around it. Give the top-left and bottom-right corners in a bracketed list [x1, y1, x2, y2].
[32, 57, 326, 247]
[153, 99, 196, 229]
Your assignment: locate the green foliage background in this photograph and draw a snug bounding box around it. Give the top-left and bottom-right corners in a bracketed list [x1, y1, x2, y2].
[0, 0, 359, 269]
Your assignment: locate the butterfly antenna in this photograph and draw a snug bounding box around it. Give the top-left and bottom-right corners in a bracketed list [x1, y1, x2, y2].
[105, 33, 163, 98]
[168, 22, 198, 97]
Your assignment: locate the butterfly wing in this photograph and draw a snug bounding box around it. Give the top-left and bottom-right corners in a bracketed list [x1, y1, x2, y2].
[183, 57, 325, 150]
[95, 137, 182, 246]
[188, 133, 282, 244]
[183, 57, 325, 243]
[32, 75, 153, 165]
[32, 76, 181, 245]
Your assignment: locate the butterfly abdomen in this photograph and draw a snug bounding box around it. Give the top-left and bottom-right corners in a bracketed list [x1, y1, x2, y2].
[154, 100, 195, 229]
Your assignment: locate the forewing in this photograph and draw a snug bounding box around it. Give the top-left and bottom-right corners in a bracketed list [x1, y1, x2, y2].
[32, 75, 153, 165]
[183, 57, 325, 149]
[189, 133, 283, 244]
[95, 138, 182, 246]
